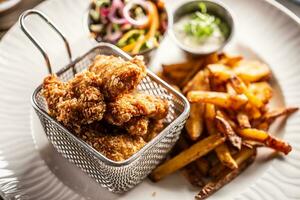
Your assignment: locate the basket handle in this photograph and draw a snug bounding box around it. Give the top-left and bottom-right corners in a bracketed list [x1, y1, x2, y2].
[19, 9, 72, 74]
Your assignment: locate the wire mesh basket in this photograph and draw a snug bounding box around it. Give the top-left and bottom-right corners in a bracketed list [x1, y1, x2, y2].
[20, 10, 190, 193]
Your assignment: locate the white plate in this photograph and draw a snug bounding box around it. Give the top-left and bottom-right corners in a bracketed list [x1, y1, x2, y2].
[1, 0, 300, 199]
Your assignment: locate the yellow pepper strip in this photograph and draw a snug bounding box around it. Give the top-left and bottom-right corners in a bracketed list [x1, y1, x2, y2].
[121, 42, 135, 52]
[132, 1, 159, 54]
[118, 29, 141, 47]
[122, 34, 145, 53]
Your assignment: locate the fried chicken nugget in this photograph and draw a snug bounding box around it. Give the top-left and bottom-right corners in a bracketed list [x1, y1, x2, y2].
[125, 117, 149, 136]
[42, 71, 106, 132]
[81, 128, 146, 161]
[104, 93, 169, 126]
[89, 55, 146, 99]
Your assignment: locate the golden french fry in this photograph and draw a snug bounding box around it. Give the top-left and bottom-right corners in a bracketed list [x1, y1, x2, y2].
[238, 128, 269, 142]
[226, 82, 236, 95]
[185, 103, 205, 141]
[263, 107, 299, 123]
[207, 64, 233, 84]
[233, 60, 271, 82]
[215, 115, 242, 150]
[188, 91, 248, 110]
[197, 148, 255, 200]
[238, 128, 292, 154]
[162, 61, 195, 73]
[215, 144, 238, 169]
[176, 136, 210, 175]
[205, 104, 237, 169]
[150, 134, 225, 182]
[237, 112, 251, 128]
[229, 76, 264, 108]
[248, 82, 272, 104]
[183, 69, 210, 94]
[244, 103, 262, 119]
[216, 110, 237, 130]
[209, 147, 256, 177]
[218, 53, 243, 67]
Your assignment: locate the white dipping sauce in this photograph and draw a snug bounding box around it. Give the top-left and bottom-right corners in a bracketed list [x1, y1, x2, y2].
[173, 15, 226, 53]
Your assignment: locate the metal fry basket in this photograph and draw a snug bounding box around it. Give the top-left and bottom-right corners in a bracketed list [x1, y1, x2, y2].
[20, 10, 190, 193]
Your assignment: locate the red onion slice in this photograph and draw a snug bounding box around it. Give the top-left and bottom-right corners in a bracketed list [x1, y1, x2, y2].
[123, 0, 150, 26]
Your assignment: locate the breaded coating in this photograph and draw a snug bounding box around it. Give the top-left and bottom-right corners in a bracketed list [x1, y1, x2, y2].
[144, 119, 165, 142]
[125, 117, 149, 136]
[81, 128, 146, 161]
[105, 93, 169, 126]
[42, 74, 69, 118]
[42, 71, 106, 132]
[89, 55, 146, 100]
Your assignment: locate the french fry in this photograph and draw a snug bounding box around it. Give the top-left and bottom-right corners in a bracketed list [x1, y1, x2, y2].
[182, 164, 205, 187]
[238, 128, 292, 154]
[216, 110, 238, 130]
[229, 76, 264, 108]
[214, 144, 238, 169]
[233, 60, 271, 82]
[209, 147, 256, 177]
[187, 91, 248, 110]
[252, 107, 298, 130]
[263, 107, 298, 124]
[226, 82, 236, 95]
[215, 115, 242, 150]
[195, 158, 210, 176]
[162, 61, 194, 74]
[197, 149, 255, 200]
[176, 136, 210, 175]
[205, 104, 238, 169]
[248, 82, 272, 104]
[218, 53, 243, 67]
[150, 134, 225, 182]
[244, 103, 262, 119]
[183, 69, 210, 94]
[237, 112, 251, 128]
[185, 103, 205, 141]
[207, 64, 233, 84]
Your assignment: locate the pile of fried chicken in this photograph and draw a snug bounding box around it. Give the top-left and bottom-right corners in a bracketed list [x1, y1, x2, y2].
[42, 55, 169, 161]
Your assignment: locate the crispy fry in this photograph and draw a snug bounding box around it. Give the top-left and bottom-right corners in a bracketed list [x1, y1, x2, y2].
[162, 61, 194, 74]
[185, 103, 205, 140]
[183, 163, 205, 187]
[244, 103, 262, 119]
[215, 116, 242, 150]
[183, 69, 210, 94]
[229, 76, 264, 108]
[218, 53, 243, 67]
[216, 110, 238, 130]
[226, 82, 236, 95]
[188, 91, 248, 110]
[237, 112, 251, 128]
[149, 135, 225, 182]
[248, 82, 272, 104]
[233, 60, 271, 82]
[196, 149, 255, 200]
[209, 147, 256, 177]
[205, 104, 237, 169]
[238, 128, 292, 154]
[207, 64, 233, 84]
[263, 107, 299, 124]
[195, 158, 210, 176]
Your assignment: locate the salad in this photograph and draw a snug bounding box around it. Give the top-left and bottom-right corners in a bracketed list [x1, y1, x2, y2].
[88, 0, 168, 54]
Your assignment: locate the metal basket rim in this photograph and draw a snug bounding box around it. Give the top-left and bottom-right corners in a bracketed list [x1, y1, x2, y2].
[31, 43, 190, 167]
